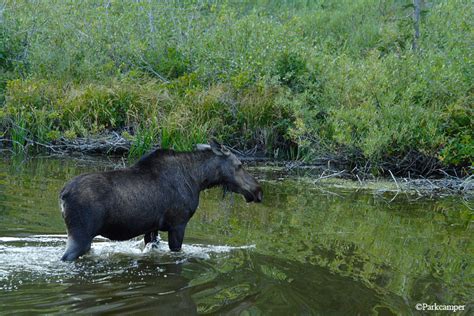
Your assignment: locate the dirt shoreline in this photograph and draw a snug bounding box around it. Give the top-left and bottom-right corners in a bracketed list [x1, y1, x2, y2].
[1, 135, 472, 198]
[255, 164, 474, 198]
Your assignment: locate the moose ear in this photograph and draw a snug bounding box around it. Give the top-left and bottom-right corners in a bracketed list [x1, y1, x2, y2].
[196, 144, 211, 151]
[210, 138, 230, 156]
[210, 139, 223, 156]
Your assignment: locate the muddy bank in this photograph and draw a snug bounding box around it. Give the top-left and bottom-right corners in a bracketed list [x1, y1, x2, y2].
[1, 128, 471, 179]
[1, 145, 472, 200]
[249, 163, 473, 199]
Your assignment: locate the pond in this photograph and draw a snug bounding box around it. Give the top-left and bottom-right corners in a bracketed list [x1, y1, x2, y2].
[0, 155, 472, 315]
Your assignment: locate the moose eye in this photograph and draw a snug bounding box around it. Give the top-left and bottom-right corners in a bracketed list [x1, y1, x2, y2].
[236, 164, 242, 170]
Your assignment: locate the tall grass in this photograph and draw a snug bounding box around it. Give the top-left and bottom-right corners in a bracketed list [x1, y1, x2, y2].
[10, 117, 28, 154]
[128, 126, 157, 159]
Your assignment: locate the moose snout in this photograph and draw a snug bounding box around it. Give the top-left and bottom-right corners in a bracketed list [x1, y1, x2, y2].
[241, 184, 263, 203]
[255, 186, 263, 203]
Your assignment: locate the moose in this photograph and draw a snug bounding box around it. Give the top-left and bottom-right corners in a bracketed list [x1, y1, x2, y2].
[59, 140, 263, 261]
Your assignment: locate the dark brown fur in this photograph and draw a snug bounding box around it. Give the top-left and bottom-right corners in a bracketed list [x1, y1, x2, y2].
[60, 141, 262, 261]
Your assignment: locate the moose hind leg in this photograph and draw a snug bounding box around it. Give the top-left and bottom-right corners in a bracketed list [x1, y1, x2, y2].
[168, 224, 186, 252]
[144, 230, 159, 248]
[61, 235, 92, 261]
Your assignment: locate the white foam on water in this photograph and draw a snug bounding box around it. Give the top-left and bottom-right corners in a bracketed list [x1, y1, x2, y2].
[181, 243, 256, 259]
[140, 240, 255, 260]
[0, 236, 66, 243]
[0, 235, 256, 279]
[0, 245, 66, 279]
[0, 235, 109, 243]
[89, 239, 144, 257]
[89, 238, 255, 260]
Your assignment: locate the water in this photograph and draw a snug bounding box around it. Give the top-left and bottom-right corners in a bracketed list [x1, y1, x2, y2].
[0, 155, 472, 315]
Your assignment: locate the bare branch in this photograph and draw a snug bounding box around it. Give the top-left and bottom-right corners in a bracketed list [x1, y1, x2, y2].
[412, 0, 421, 51]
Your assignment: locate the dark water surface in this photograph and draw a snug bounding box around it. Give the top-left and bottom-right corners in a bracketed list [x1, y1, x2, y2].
[0, 155, 472, 315]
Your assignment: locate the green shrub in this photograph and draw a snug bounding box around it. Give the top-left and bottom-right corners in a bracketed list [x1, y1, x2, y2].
[274, 52, 308, 90]
[141, 47, 190, 80]
[439, 101, 474, 166]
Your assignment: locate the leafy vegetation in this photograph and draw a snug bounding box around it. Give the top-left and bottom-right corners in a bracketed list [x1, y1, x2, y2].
[0, 0, 472, 173]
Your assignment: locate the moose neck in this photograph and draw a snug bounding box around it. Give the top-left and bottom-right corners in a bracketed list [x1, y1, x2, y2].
[183, 151, 224, 192]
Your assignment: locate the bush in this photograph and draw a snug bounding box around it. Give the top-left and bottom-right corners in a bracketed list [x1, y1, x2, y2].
[439, 101, 474, 166]
[274, 52, 308, 91]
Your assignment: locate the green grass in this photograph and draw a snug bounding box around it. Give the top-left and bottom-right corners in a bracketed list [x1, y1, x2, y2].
[0, 0, 472, 171]
[10, 116, 28, 154]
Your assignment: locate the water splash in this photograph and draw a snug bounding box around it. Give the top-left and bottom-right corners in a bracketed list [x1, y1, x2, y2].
[0, 235, 255, 281]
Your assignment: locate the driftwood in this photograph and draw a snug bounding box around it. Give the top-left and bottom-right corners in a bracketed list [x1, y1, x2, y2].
[0, 132, 131, 155]
[52, 132, 131, 154]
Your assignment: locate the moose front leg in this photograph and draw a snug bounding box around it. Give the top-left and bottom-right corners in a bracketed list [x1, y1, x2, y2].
[168, 224, 186, 252]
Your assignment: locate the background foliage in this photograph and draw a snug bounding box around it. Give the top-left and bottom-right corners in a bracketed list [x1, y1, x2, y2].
[0, 0, 472, 171]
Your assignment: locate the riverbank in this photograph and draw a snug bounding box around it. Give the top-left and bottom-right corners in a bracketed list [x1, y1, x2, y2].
[254, 164, 474, 199]
[1, 149, 472, 199]
[1, 124, 472, 177]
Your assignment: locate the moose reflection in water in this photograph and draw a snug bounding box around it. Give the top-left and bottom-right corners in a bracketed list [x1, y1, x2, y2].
[60, 140, 263, 261]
